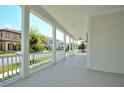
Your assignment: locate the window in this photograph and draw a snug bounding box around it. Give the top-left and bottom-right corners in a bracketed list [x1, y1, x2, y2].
[13, 33, 16, 39]
[6, 32, 10, 39]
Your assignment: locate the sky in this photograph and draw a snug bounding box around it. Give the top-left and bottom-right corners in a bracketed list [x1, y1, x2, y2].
[0, 5, 68, 41]
[0, 5, 21, 30]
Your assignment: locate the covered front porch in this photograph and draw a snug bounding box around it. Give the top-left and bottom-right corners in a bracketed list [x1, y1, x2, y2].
[0, 5, 124, 87]
[9, 53, 124, 87]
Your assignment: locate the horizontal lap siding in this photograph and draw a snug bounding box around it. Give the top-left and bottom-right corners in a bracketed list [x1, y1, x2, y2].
[90, 11, 124, 74]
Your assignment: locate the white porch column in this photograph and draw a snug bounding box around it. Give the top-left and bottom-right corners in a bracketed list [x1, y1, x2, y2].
[72, 39, 74, 55]
[73, 40, 75, 54]
[76, 42, 78, 53]
[21, 6, 30, 78]
[74, 40, 77, 54]
[63, 32, 66, 59]
[52, 25, 56, 63]
[69, 36, 71, 55]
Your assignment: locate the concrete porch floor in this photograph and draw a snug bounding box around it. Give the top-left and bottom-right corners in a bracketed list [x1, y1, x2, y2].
[8, 53, 124, 87]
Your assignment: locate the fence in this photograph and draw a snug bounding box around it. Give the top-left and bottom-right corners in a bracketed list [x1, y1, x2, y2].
[0, 55, 21, 83]
[0, 51, 68, 84]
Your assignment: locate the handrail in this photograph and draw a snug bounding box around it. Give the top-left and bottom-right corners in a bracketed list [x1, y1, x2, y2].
[0, 51, 65, 84]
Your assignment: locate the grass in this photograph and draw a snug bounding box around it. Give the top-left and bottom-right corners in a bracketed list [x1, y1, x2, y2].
[37, 57, 49, 62]
[0, 53, 16, 57]
[0, 63, 20, 73]
[30, 57, 50, 65]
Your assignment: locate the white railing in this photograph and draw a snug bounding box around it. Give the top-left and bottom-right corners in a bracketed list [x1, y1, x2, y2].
[0, 51, 66, 84]
[56, 51, 64, 62]
[66, 51, 70, 56]
[0, 55, 21, 83]
[0, 52, 53, 84]
[29, 52, 52, 71]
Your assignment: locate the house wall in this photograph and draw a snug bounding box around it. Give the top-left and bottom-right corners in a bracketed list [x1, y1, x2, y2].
[88, 10, 124, 74]
[1, 31, 20, 41]
[0, 30, 21, 51]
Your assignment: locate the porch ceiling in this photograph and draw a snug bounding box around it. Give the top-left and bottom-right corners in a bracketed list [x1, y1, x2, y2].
[42, 5, 124, 40]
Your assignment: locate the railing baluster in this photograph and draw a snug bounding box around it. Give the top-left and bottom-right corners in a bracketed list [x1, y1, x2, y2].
[35, 54, 37, 66]
[38, 53, 39, 66]
[31, 54, 33, 69]
[36, 54, 38, 66]
[37, 54, 38, 66]
[7, 57, 9, 79]
[29, 55, 31, 69]
[38, 53, 40, 66]
[39, 53, 41, 66]
[2, 58, 4, 81]
[33, 55, 34, 68]
[33, 54, 34, 67]
[11, 57, 13, 77]
[32, 54, 33, 69]
[29, 55, 31, 70]
[34, 54, 35, 68]
[30, 54, 33, 70]
[30, 55, 31, 69]
[35, 54, 36, 66]
[19, 56, 21, 74]
[15, 56, 17, 75]
[16, 56, 18, 73]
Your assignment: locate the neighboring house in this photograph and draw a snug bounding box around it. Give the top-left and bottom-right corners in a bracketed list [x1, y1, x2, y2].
[44, 36, 52, 49]
[56, 39, 63, 50]
[44, 35, 64, 50]
[0, 28, 21, 51]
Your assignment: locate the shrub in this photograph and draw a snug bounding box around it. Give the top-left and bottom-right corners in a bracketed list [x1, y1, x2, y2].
[0, 51, 4, 54]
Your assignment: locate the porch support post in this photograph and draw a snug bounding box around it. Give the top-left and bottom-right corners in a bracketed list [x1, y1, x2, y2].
[21, 6, 30, 78]
[73, 40, 75, 54]
[72, 39, 74, 55]
[74, 40, 77, 54]
[52, 25, 56, 63]
[63, 32, 66, 59]
[76, 42, 78, 53]
[69, 36, 71, 56]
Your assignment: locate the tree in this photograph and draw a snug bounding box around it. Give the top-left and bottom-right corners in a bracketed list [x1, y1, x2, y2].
[29, 27, 46, 53]
[78, 42, 86, 52]
[65, 44, 69, 52]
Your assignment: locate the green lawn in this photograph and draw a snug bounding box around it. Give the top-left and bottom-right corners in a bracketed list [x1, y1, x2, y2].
[0, 53, 16, 57]
[30, 57, 50, 65]
[37, 57, 49, 62]
[0, 63, 19, 73]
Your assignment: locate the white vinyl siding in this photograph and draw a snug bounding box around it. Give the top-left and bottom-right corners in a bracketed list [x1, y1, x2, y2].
[88, 10, 124, 74]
